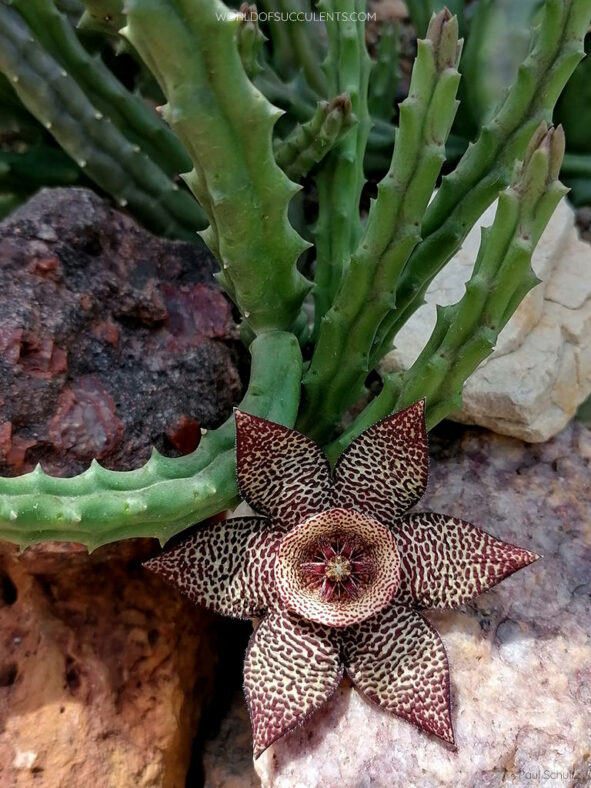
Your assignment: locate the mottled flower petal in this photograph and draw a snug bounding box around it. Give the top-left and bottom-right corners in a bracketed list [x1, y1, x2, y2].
[244, 609, 343, 758]
[235, 410, 332, 529]
[144, 517, 278, 618]
[343, 603, 454, 746]
[332, 400, 428, 522]
[394, 512, 540, 609]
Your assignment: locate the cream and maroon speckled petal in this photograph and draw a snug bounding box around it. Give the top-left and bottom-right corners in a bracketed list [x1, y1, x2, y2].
[235, 410, 332, 529]
[343, 603, 455, 746]
[143, 516, 279, 618]
[274, 508, 401, 627]
[394, 512, 540, 609]
[244, 609, 343, 758]
[332, 400, 429, 523]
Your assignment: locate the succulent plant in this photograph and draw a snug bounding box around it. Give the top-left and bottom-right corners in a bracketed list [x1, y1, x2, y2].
[0, 1, 588, 561]
[145, 400, 538, 756]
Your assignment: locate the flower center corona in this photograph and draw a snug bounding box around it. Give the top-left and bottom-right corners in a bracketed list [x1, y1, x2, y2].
[325, 555, 351, 582]
[274, 508, 401, 627]
[300, 537, 374, 601]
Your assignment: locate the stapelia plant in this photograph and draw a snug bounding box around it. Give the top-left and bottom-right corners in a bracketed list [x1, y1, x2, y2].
[145, 401, 538, 755]
[1, 1, 589, 550]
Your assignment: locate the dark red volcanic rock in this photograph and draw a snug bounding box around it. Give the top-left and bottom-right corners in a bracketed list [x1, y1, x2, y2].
[0, 187, 242, 477]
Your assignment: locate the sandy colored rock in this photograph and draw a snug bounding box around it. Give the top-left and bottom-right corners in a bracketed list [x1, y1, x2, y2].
[254, 422, 591, 787]
[0, 540, 218, 787]
[382, 198, 591, 441]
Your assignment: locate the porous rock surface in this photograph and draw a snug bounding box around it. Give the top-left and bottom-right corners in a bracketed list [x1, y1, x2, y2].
[205, 421, 591, 787]
[0, 187, 242, 476]
[0, 540, 218, 787]
[382, 198, 591, 442]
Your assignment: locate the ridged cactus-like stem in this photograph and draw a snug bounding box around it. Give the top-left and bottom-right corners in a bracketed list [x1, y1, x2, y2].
[0, 332, 302, 550]
[299, 9, 462, 442]
[236, 3, 266, 79]
[326, 126, 567, 462]
[0, 3, 205, 241]
[256, 0, 327, 95]
[406, 0, 465, 37]
[124, 0, 311, 333]
[371, 0, 591, 363]
[0, 145, 80, 190]
[368, 22, 400, 121]
[312, 0, 372, 332]
[78, 0, 125, 38]
[254, 60, 402, 160]
[274, 94, 356, 181]
[12, 0, 191, 178]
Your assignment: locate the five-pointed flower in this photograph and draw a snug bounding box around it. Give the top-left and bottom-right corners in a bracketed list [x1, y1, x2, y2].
[144, 401, 539, 757]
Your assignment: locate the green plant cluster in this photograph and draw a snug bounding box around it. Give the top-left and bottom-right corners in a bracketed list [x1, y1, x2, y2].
[0, 0, 589, 549]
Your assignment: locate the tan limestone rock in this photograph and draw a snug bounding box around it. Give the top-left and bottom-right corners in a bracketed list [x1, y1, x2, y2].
[382, 199, 591, 441]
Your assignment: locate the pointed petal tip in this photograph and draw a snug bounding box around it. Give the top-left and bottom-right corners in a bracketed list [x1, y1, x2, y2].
[252, 738, 268, 760]
[234, 407, 258, 420]
[510, 545, 541, 571]
[439, 722, 457, 749]
[142, 555, 160, 572]
[382, 398, 427, 436]
[234, 408, 270, 433]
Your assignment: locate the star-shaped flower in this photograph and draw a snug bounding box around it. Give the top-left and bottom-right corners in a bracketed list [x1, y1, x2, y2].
[144, 400, 539, 756]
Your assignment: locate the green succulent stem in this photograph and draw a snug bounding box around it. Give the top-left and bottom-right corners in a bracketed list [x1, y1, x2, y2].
[370, 0, 591, 363]
[11, 0, 191, 178]
[274, 94, 357, 181]
[254, 0, 294, 80]
[326, 126, 567, 462]
[0, 1, 205, 241]
[0, 0, 589, 555]
[255, 64, 320, 123]
[254, 60, 399, 161]
[78, 0, 126, 38]
[236, 3, 266, 79]
[299, 9, 462, 443]
[406, 0, 465, 37]
[0, 145, 80, 190]
[280, 0, 327, 96]
[0, 332, 302, 550]
[312, 0, 372, 334]
[124, 0, 311, 333]
[256, 0, 327, 95]
[368, 22, 400, 122]
[561, 151, 591, 178]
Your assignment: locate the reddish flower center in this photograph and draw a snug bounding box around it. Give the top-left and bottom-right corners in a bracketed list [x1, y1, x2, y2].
[300, 537, 374, 601]
[274, 508, 401, 627]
